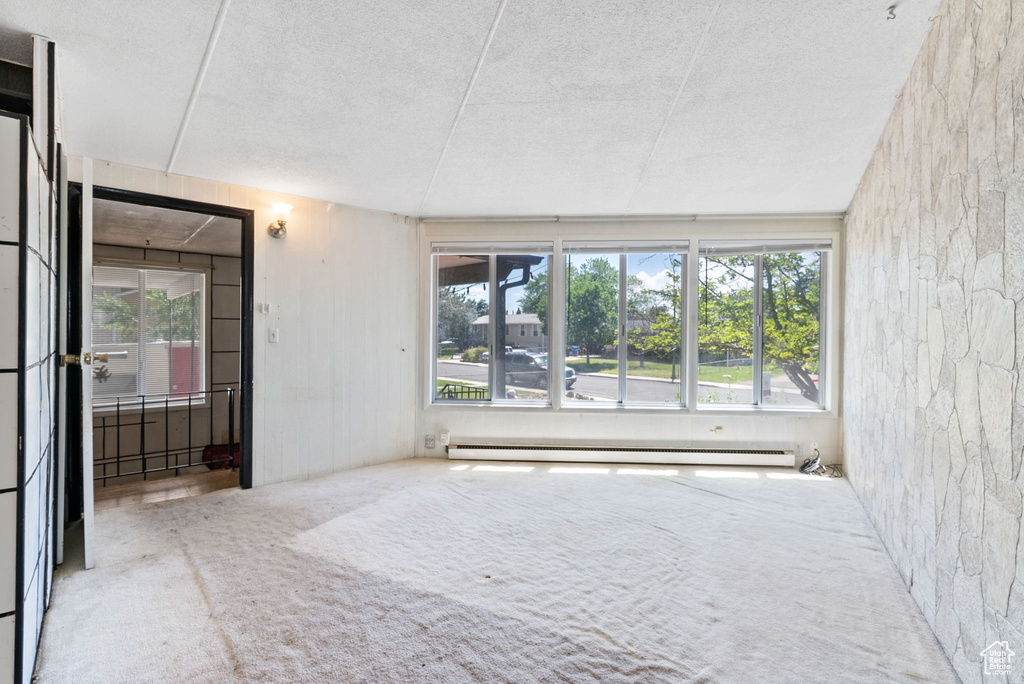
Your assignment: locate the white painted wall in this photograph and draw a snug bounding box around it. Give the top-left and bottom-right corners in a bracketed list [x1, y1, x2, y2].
[62, 160, 845, 481]
[417, 217, 845, 462]
[68, 158, 419, 486]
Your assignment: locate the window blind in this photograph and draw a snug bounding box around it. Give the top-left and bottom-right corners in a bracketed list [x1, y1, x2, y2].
[562, 241, 690, 254]
[698, 239, 832, 256]
[431, 242, 554, 255]
[92, 263, 205, 402]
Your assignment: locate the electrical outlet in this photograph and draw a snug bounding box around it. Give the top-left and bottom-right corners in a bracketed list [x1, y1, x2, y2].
[810, 442, 819, 454]
[425, 435, 436, 449]
[439, 432, 450, 446]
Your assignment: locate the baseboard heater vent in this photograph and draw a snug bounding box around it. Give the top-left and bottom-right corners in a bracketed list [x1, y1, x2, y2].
[447, 444, 795, 467]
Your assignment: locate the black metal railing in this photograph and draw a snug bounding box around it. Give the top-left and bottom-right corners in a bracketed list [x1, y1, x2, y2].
[437, 384, 488, 400]
[93, 388, 236, 485]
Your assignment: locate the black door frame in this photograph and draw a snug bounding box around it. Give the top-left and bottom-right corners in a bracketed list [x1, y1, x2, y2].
[67, 184, 256, 489]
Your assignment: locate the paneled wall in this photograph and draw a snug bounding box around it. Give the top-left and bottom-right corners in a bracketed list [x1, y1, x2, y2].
[90, 244, 241, 485]
[844, 0, 1023, 680]
[68, 158, 419, 486]
[0, 112, 59, 683]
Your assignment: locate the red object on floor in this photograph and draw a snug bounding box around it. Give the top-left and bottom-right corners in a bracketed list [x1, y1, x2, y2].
[202, 444, 238, 470]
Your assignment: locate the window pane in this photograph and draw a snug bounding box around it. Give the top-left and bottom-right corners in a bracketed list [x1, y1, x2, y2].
[626, 253, 683, 404]
[564, 253, 619, 403]
[494, 255, 549, 402]
[144, 270, 204, 398]
[435, 255, 490, 401]
[92, 265, 204, 404]
[92, 266, 140, 400]
[761, 252, 822, 407]
[698, 255, 755, 405]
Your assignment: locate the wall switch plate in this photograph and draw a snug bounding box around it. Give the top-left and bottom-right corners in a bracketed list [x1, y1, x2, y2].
[425, 435, 436, 449]
[268, 328, 280, 343]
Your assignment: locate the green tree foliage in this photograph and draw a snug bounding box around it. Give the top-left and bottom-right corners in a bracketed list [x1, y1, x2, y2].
[698, 253, 821, 402]
[93, 291, 139, 342]
[437, 287, 483, 350]
[565, 257, 618, 364]
[762, 252, 821, 401]
[93, 289, 202, 343]
[628, 265, 681, 365]
[519, 273, 548, 334]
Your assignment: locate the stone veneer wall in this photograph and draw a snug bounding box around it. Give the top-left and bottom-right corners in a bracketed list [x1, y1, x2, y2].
[844, 0, 1023, 680]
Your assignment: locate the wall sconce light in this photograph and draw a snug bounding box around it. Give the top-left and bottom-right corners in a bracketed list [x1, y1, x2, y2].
[268, 203, 292, 238]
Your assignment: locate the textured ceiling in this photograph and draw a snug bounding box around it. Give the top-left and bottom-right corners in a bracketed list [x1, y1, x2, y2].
[94, 199, 242, 257]
[0, 0, 941, 216]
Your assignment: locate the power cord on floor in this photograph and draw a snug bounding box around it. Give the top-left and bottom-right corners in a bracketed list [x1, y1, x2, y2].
[799, 449, 844, 478]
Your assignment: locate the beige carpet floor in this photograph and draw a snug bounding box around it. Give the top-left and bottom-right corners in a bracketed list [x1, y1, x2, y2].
[36, 459, 957, 683]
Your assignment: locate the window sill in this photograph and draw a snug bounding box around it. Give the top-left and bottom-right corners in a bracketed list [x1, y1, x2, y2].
[427, 402, 834, 417]
[695, 404, 829, 415]
[431, 400, 551, 409]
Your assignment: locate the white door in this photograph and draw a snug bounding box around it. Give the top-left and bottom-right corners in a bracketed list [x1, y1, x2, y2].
[55, 151, 67, 565]
[80, 159, 95, 569]
[55, 158, 96, 570]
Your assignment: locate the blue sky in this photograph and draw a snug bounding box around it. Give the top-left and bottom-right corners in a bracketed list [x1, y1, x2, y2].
[454, 253, 684, 316]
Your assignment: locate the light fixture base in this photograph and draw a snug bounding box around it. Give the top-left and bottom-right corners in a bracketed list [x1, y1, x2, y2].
[268, 219, 287, 239]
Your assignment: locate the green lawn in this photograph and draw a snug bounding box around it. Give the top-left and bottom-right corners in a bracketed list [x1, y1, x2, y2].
[436, 379, 481, 391]
[566, 355, 784, 383]
[698, 365, 786, 384]
[567, 356, 681, 379]
[698, 365, 755, 384]
[436, 379, 544, 397]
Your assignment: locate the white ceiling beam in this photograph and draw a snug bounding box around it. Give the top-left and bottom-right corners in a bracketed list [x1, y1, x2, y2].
[165, 0, 232, 173]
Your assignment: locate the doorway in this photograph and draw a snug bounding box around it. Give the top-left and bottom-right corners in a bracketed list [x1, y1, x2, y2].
[64, 186, 254, 527]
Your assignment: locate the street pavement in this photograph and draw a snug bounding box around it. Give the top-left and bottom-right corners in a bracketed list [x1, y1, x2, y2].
[436, 360, 815, 405]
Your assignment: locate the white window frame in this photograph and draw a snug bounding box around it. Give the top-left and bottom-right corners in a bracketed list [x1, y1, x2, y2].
[562, 242, 689, 407]
[695, 242, 829, 410]
[426, 231, 835, 415]
[92, 259, 211, 413]
[431, 244, 554, 406]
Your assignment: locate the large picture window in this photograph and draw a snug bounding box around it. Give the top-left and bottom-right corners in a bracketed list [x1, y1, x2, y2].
[563, 243, 687, 406]
[430, 238, 828, 411]
[433, 246, 552, 403]
[698, 241, 826, 408]
[92, 263, 206, 406]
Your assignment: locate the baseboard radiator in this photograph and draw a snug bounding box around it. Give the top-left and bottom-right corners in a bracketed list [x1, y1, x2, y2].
[447, 443, 795, 467]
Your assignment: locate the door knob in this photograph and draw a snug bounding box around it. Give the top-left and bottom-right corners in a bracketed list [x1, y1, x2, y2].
[60, 352, 107, 366]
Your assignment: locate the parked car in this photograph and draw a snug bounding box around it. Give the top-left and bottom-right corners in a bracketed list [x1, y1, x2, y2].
[481, 346, 514, 362]
[534, 354, 577, 389]
[503, 353, 576, 390]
